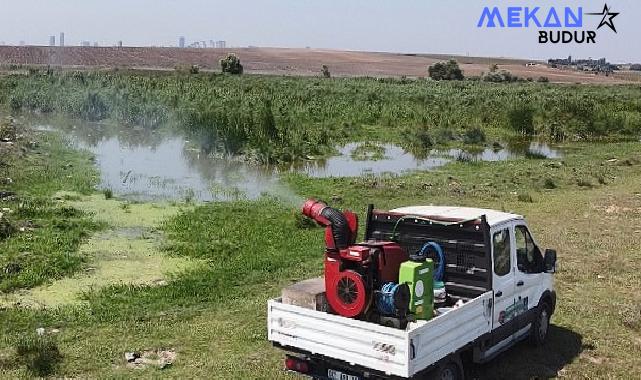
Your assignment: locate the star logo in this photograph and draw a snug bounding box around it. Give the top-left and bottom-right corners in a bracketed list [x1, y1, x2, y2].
[587, 4, 620, 33]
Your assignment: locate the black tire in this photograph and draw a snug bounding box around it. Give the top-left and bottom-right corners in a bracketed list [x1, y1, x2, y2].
[427, 361, 463, 380]
[529, 302, 550, 346]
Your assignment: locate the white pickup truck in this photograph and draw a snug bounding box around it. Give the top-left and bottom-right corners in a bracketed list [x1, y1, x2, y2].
[268, 206, 557, 380]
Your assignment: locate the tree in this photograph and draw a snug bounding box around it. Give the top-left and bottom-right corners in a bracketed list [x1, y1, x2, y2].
[321, 65, 331, 78]
[428, 60, 464, 81]
[220, 54, 243, 75]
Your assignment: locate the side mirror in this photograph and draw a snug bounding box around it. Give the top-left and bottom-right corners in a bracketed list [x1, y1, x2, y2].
[544, 249, 557, 273]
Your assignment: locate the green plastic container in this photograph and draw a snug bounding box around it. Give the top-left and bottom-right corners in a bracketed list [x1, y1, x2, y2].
[399, 258, 434, 320]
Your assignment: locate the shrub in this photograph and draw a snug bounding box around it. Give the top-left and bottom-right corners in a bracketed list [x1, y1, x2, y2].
[576, 178, 593, 188]
[517, 193, 534, 202]
[79, 91, 109, 121]
[0, 118, 18, 141]
[543, 177, 557, 189]
[220, 54, 243, 74]
[321, 65, 331, 78]
[483, 70, 518, 83]
[525, 151, 547, 159]
[455, 152, 474, 163]
[0, 212, 16, 240]
[432, 126, 456, 144]
[103, 188, 113, 199]
[15, 335, 63, 377]
[508, 104, 535, 135]
[545, 121, 567, 141]
[402, 126, 433, 157]
[537, 76, 549, 83]
[463, 127, 486, 144]
[9, 96, 23, 112]
[413, 128, 433, 148]
[428, 60, 464, 81]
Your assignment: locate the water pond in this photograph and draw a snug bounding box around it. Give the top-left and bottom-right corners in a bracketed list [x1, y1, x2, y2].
[34, 120, 561, 202]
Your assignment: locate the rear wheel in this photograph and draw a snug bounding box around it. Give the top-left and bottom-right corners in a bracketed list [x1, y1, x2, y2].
[427, 361, 463, 380]
[530, 303, 550, 346]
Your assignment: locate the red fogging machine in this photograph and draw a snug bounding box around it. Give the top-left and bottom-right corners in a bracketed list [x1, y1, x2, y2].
[302, 199, 410, 323]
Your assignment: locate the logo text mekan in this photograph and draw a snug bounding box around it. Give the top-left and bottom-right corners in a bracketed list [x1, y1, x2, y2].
[477, 5, 619, 44]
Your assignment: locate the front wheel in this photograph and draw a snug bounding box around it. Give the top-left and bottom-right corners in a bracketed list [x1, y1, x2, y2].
[529, 303, 550, 346]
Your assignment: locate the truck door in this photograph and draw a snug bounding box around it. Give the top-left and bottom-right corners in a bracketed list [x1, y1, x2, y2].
[513, 223, 545, 334]
[490, 225, 517, 345]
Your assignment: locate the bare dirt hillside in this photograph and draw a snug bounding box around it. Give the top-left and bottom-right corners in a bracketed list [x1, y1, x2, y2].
[0, 46, 630, 84]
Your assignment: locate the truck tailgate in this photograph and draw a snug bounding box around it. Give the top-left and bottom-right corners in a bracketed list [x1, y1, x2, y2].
[268, 291, 493, 378]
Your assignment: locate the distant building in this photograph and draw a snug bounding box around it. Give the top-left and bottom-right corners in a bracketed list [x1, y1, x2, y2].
[630, 64, 641, 71]
[49, 35, 56, 46]
[547, 56, 616, 72]
[19, 41, 25, 46]
[94, 42, 99, 47]
[81, 41, 90, 47]
[117, 40, 123, 47]
[59, 32, 65, 47]
[179, 36, 185, 48]
[215, 40, 226, 49]
[189, 41, 209, 48]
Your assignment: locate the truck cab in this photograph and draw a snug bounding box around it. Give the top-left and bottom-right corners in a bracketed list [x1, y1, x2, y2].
[483, 215, 556, 361]
[269, 205, 557, 380]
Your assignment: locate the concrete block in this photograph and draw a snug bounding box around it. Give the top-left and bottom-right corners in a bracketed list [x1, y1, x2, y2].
[282, 277, 327, 312]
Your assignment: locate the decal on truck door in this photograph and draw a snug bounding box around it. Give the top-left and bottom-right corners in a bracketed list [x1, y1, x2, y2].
[498, 296, 529, 324]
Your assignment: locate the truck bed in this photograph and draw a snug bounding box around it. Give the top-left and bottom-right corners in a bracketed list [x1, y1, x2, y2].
[268, 291, 493, 378]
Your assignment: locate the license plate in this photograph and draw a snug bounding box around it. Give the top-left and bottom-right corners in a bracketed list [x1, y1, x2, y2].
[328, 368, 360, 380]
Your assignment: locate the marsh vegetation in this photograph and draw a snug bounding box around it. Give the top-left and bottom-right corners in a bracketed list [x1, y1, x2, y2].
[2, 71, 640, 165]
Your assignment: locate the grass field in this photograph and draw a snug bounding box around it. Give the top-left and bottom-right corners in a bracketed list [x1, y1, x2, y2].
[0, 120, 102, 292]
[1, 74, 641, 378]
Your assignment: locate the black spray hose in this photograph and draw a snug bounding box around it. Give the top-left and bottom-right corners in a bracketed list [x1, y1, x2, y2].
[320, 206, 351, 250]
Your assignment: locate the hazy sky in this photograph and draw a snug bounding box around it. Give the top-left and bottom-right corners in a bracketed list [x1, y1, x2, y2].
[0, 0, 639, 62]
